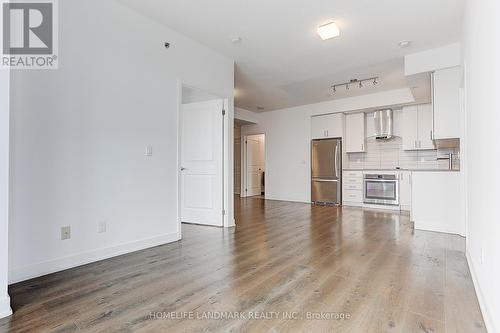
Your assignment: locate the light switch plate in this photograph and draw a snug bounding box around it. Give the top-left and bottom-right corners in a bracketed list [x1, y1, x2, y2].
[98, 221, 107, 233]
[145, 146, 153, 157]
[61, 226, 71, 240]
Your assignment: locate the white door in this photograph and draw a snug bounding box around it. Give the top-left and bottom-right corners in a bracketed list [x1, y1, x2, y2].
[399, 171, 412, 211]
[402, 106, 419, 151]
[311, 115, 327, 139]
[245, 135, 264, 197]
[417, 104, 435, 150]
[345, 113, 365, 153]
[181, 100, 223, 226]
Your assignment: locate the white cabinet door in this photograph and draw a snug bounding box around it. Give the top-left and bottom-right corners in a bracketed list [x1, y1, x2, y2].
[345, 113, 365, 153]
[326, 113, 344, 138]
[417, 104, 435, 150]
[402, 106, 418, 151]
[312, 114, 344, 139]
[432, 66, 461, 139]
[311, 115, 328, 139]
[399, 171, 411, 211]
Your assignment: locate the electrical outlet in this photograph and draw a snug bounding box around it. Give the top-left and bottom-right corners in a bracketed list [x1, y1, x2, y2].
[98, 220, 107, 234]
[145, 146, 153, 157]
[61, 226, 71, 240]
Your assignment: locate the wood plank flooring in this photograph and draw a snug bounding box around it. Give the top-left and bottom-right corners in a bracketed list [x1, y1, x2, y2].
[0, 197, 486, 332]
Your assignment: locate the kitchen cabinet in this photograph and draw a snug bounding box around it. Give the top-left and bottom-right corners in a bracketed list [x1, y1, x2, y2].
[402, 104, 435, 151]
[399, 171, 411, 211]
[311, 113, 343, 139]
[432, 66, 461, 139]
[342, 171, 363, 207]
[411, 171, 465, 236]
[345, 113, 366, 153]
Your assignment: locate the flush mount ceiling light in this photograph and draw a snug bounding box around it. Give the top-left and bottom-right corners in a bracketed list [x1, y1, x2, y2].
[317, 22, 340, 40]
[398, 40, 411, 48]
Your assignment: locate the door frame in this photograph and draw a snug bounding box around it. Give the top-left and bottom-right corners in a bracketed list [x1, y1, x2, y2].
[241, 133, 266, 198]
[176, 80, 234, 240]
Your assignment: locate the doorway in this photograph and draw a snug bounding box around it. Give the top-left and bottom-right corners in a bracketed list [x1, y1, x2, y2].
[242, 134, 266, 197]
[179, 85, 225, 228]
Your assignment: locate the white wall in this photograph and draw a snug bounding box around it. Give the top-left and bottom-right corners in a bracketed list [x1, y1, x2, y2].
[405, 43, 462, 76]
[8, 0, 234, 283]
[235, 107, 261, 124]
[463, 0, 500, 331]
[241, 88, 414, 203]
[0, 70, 12, 318]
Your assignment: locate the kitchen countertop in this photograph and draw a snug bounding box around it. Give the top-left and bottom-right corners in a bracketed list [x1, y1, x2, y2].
[343, 168, 460, 172]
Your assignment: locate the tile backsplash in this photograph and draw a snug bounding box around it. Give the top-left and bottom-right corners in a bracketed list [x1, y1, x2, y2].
[344, 136, 460, 170]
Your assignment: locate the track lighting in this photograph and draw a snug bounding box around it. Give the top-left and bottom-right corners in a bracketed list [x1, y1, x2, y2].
[331, 76, 379, 94]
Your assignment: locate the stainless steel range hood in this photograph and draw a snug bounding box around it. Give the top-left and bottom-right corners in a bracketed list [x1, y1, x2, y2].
[373, 109, 393, 140]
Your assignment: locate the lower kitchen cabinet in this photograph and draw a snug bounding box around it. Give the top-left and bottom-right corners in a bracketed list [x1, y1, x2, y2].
[411, 171, 465, 236]
[342, 171, 363, 206]
[399, 171, 412, 211]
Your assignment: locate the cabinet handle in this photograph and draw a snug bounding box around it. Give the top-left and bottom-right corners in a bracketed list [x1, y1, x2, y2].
[361, 143, 364, 151]
[430, 130, 433, 140]
[414, 140, 417, 148]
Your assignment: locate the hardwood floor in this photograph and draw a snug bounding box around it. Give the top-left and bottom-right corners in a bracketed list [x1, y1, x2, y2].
[0, 197, 486, 332]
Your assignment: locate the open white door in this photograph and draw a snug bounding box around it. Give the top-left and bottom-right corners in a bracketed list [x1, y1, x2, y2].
[245, 135, 265, 197]
[181, 100, 224, 226]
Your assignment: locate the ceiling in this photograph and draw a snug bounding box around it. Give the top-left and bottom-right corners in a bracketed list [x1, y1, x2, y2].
[117, 0, 464, 112]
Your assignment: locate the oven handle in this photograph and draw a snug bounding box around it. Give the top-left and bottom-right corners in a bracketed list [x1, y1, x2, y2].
[364, 179, 399, 183]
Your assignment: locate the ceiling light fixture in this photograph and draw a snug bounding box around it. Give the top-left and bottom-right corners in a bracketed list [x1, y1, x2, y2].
[398, 40, 411, 48]
[331, 76, 380, 93]
[317, 22, 340, 40]
[231, 37, 242, 44]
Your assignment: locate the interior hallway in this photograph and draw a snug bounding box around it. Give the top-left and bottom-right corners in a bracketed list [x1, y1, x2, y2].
[0, 197, 485, 332]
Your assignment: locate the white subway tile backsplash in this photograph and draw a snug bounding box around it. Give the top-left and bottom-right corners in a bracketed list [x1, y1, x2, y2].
[344, 137, 460, 170]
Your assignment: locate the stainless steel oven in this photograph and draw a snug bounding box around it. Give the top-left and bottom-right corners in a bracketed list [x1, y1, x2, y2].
[363, 174, 399, 206]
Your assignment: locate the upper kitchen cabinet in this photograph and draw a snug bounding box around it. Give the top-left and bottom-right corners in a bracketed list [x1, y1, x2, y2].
[345, 113, 366, 153]
[432, 66, 462, 139]
[311, 113, 344, 139]
[402, 104, 435, 150]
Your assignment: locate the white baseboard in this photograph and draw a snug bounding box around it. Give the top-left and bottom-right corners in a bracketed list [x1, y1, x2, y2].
[265, 196, 310, 204]
[415, 222, 465, 237]
[466, 249, 497, 333]
[0, 295, 12, 319]
[9, 232, 180, 284]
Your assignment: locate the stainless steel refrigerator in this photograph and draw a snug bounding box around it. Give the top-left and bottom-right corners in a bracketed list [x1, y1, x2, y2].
[311, 138, 342, 205]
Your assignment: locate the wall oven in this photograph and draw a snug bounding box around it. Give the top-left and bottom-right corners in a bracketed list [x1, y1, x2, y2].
[363, 174, 399, 206]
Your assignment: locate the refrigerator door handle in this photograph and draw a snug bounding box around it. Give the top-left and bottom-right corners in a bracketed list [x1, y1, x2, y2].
[334, 145, 338, 178]
[312, 178, 339, 182]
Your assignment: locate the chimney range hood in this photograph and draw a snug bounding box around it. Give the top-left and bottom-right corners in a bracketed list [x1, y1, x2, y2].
[373, 109, 393, 140]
